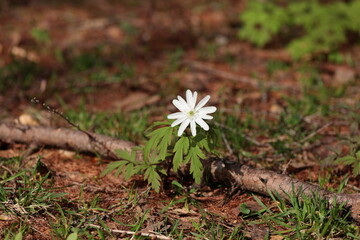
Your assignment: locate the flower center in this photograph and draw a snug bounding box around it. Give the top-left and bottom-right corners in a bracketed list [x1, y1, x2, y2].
[187, 109, 196, 119]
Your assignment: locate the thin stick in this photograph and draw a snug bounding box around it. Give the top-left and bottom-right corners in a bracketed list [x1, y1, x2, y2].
[87, 223, 174, 240]
[31, 97, 89, 136]
[185, 60, 295, 91]
[0, 163, 13, 175]
[30, 97, 131, 160]
[300, 122, 333, 143]
[221, 132, 234, 156]
[185, 60, 261, 87]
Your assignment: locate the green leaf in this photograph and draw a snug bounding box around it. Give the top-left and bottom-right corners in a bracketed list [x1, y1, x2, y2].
[133, 164, 147, 173]
[353, 161, 360, 176]
[335, 155, 356, 165]
[149, 121, 171, 128]
[50, 192, 68, 199]
[186, 145, 205, 184]
[101, 160, 128, 177]
[30, 28, 50, 44]
[115, 149, 134, 161]
[14, 231, 23, 240]
[66, 232, 78, 240]
[144, 128, 165, 156]
[144, 166, 161, 192]
[144, 125, 173, 160]
[0, 171, 24, 184]
[197, 135, 210, 152]
[239, 203, 251, 214]
[171, 180, 184, 189]
[159, 127, 173, 160]
[356, 151, 360, 160]
[114, 161, 129, 176]
[144, 129, 162, 157]
[124, 163, 135, 180]
[173, 136, 190, 171]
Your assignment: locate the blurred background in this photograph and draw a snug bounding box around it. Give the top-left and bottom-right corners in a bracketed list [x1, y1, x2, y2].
[1, 1, 360, 238]
[0, 0, 359, 141]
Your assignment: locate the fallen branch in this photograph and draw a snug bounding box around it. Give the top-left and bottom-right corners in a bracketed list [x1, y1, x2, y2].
[204, 158, 360, 222]
[1, 123, 360, 222]
[0, 122, 134, 159]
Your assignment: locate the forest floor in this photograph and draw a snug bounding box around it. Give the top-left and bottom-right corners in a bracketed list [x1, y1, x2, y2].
[1, 0, 360, 239]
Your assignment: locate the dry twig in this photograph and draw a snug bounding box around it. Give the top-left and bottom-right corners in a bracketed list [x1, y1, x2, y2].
[300, 122, 333, 144]
[88, 223, 173, 240]
[185, 60, 295, 91]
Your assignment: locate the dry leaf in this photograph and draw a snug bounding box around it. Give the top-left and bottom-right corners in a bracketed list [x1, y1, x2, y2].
[116, 92, 160, 112]
[270, 235, 284, 240]
[18, 113, 39, 126]
[333, 66, 355, 86]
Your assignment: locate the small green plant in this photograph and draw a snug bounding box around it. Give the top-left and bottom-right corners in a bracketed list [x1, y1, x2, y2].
[335, 148, 360, 176]
[162, 181, 198, 211]
[266, 60, 289, 75]
[238, 1, 288, 48]
[102, 90, 220, 191]
[190, 211, 247, 240]
[162, 48, 184, 76]
[329, 122, 360, 176]
[198, 42, 220, 61]
[0, 158, 67, 216]
[30, 28, 51, 44]
[239, 0, 360, 59]
[242, 189, 359, 239]
[0, 60, 38, 93]
[3, 228, 24, 240]
[325, 114, 360, 176]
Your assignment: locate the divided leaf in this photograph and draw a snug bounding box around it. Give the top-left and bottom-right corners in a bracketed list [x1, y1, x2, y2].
[159, 127, 173, 160]
[115, 149, 134, 161]
[335, 155, 356, 165]
[186, 145, 206, 184]
[144, 124, 173, 160]
[144, 166, 161, 192]
[102, 120, 218, 191]
[124, 163, 135, 181]
[173, 136, 190, 171]
[101, 160, 128, 177]
[101, 149, 137, 178]
[196, 135, 210, 152]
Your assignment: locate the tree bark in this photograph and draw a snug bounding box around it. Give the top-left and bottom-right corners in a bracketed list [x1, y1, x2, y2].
[1, 122, 360, 222]
[0, 122, 135, 159]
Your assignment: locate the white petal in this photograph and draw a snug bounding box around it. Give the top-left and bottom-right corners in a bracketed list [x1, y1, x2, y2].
[195, 118, 209, 131]
[195, 95, 210, 111]
[200, 114, 213, 120]
[171, 116, 187, 127]
[191, 91, 198, 109]
[178, 118, 190, 136]
[198, 106, 217, 114]
[186, 90, 193, 108]
[190, 120, 197, 136]
[173, 99, 187, 112]
[168, 112, 186, 119]
[177, 96, 190, 111]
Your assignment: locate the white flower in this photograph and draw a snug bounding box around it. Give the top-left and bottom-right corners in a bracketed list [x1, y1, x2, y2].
[168, 89, 217, 136]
